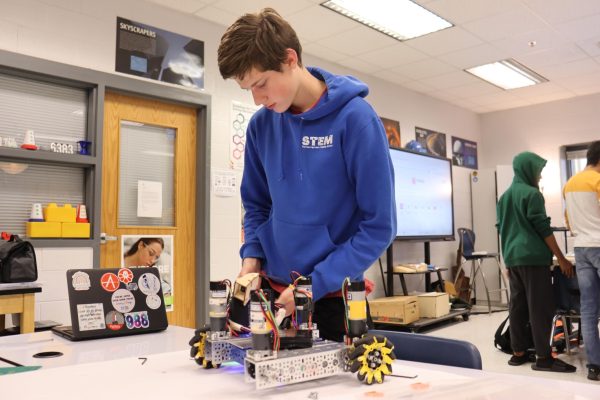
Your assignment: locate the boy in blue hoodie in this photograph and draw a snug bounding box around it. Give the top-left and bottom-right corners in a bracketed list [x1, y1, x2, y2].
[217, 8, 396, 341]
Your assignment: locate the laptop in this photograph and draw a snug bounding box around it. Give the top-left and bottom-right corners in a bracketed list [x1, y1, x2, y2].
[52, 267, 168, 341]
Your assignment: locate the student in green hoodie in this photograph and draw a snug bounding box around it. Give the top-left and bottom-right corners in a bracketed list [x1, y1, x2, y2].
[497, 151, 576, 373]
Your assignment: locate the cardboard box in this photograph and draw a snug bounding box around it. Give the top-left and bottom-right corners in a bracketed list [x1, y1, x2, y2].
[369, 296, 419, 325]
[417, 292, 451, 318]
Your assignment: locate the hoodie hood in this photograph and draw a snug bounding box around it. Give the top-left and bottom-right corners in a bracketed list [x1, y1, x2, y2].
[295, 67, 369, 120]
[513, 151, 546, 188]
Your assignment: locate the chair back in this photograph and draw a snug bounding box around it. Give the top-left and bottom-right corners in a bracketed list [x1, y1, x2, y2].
[370, 329, 482, 370]
[458, 228, 476, 257]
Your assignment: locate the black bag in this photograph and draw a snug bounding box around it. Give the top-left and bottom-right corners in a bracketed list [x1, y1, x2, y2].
[494, 316, 513, 353]
[494, 316, 535, 354]
[0, 235, 38, 283]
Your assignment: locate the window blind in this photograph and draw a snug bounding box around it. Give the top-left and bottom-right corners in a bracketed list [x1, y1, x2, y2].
[0, 73, 87, 149]
[118, 121, 175, 227]
[0, 163, 84, 235]
[0, 73, 88, 236]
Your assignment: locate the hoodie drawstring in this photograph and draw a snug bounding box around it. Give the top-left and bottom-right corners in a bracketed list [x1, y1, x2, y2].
[278, 115, 285, 181]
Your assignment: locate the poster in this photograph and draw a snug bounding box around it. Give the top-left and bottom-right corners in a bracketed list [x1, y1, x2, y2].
[379, 117, 401, 148]
[415, 126, 447, 158]
[121, 235, 174, 312]
[212, 168, 239, 197]
[451, 136, 478, 169]
[230, 101, 260, 170]
[116, 17, 204, 89]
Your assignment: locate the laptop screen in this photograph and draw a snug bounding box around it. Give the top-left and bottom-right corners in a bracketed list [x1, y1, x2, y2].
[63, 267, 168, 340]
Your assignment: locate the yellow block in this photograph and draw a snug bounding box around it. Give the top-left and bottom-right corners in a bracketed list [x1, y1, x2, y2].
[26, 221, 61, 237]
[61, 222, 90, 238]
[44, 203, 76, 223]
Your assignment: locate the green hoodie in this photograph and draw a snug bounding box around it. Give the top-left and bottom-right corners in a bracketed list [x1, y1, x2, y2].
[496, 152, 553, 267]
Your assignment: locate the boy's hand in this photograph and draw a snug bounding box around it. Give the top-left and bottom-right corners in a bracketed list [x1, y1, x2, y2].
[275, 286, 295, 316]
[558, 258, 575, 278]
[239, 257, 261, 277]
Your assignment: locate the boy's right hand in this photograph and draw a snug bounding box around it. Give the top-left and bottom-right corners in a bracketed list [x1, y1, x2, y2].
[239, 257, 262, 277]
[558, 258, 575, 278]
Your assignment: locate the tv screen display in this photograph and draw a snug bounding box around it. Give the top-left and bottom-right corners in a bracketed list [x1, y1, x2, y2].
[390, 148, 454, 241]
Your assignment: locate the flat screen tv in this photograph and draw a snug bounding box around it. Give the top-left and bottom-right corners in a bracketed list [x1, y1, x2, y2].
[390, 148, 455, 241]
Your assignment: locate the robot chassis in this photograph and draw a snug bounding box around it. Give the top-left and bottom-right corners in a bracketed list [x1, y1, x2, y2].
[189, 276, 396, 390]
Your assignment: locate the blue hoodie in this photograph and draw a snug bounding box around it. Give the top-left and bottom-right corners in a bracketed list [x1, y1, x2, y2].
[240, 67, 396, 300]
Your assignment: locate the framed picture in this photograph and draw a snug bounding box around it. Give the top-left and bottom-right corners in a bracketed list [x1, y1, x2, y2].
[415, 126, 447, 158]
[451, 136, 478, 169]
[379, 117, 401, 149]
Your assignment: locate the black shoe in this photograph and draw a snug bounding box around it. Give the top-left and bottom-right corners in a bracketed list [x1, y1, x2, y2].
[531, 357, 577, 373]
[508, 354, 529, 366]
[588, 365, 600, 381]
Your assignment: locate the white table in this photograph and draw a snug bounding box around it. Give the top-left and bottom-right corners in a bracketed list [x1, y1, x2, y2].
[2, 347, 599, 399]
[0, 325, 194, 369]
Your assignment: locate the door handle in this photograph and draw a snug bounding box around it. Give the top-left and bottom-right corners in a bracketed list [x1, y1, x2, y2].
[100, 232, 119, 244]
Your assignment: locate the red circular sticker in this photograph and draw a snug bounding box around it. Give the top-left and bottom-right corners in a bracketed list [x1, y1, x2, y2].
[106, 311, 125, 331]
[100, 273, 120, 292]
[118, 268, 134, 284]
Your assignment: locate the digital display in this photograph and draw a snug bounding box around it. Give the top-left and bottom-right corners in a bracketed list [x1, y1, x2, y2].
[390, 148, 454, 240]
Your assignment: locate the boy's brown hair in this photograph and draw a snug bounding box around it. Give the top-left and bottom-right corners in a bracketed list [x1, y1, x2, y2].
[218, 8, 303, 80]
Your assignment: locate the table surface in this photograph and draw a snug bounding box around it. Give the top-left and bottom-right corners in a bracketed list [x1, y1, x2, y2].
[0, 325, 194, 369]
[2, 342, 600, 399]
[0, 282, 42, 295]
[391, 267, 448, 274]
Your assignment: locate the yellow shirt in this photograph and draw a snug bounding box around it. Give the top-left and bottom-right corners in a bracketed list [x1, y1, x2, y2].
[563, 169, 600, 248]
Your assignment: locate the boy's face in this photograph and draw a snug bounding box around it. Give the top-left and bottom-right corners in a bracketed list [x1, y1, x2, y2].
[235, 53, 299, 113]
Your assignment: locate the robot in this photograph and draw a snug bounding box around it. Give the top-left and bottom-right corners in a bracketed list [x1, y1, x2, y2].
[189, 273, 396, 390]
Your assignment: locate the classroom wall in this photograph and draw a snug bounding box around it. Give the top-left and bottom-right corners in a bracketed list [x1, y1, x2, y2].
[480, 93, 600, 243]
[0, 0, 483, 321]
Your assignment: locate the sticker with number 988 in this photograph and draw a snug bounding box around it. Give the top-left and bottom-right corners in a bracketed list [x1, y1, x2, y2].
[124, 311, 150, 329]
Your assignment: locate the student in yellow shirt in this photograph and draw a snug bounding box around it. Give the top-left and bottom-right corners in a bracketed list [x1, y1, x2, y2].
[564, 140, 600, 381]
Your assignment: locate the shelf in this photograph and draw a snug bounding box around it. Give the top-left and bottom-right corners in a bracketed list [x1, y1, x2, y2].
[0, 147, 96, 167]
[27, 238, 97, 248]
[374, 309, 470, 333]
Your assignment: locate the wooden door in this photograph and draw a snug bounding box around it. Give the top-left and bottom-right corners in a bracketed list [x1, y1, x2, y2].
[101, 91, 197, 328]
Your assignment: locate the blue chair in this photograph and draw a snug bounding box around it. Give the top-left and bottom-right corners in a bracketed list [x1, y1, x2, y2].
[370, 329, 483, 370]
[454, 227, 508, 313]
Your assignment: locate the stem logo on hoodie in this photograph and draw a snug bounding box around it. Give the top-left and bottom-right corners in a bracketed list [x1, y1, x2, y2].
[301, 134, 333, 149]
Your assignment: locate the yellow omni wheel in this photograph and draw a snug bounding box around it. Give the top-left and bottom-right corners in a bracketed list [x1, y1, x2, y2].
[348, 334, 396, 385]
[189, 326, 209, 366]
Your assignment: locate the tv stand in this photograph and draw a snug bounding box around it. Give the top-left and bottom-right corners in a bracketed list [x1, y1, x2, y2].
[381, 241, 470, 332]
[386, 242, 435, 295]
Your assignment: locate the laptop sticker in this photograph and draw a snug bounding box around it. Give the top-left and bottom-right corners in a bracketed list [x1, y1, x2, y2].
[125, 311, 150, 329]
[126, 282, 139, 291]
[106, 311, 125, 331]
[138, 273, 160, 295]
[146, 294, 162, 310]
[100, 273, 120, 292]
[118, 268, 134, 284]
[111, 289, 136, 313]
[72, 271, 91, 291]
[77, 303, 106, 331]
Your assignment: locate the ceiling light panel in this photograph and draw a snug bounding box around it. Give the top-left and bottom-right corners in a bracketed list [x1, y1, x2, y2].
[320, 0, 453, 41]
[465, 59, 548, 90]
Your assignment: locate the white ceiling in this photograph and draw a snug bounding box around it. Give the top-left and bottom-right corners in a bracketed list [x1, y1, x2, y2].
[145, 0, 600, 114]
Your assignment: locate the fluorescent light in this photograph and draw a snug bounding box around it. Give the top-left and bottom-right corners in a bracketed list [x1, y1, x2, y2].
[465, 59, 547, 90]
[320, 0, 452, 41]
